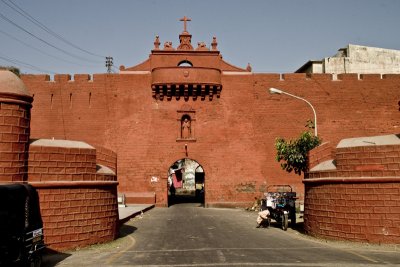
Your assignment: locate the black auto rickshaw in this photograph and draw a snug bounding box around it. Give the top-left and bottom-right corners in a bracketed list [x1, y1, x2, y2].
[0, 184, 45, 267]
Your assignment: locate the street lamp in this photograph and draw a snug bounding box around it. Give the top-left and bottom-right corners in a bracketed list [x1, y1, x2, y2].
[269, 87, 318, 137]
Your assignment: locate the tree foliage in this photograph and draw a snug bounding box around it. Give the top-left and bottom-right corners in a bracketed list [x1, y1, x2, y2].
[275, 130, 321, 175]
[0, 66, 20, 77]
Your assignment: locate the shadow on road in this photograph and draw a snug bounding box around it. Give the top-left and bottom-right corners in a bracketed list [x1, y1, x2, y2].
[42, 224, 137, 266]
[119, 224, 137, 238]
[42, 248, 71, 267]
[168, 194, 204, 207]
[291, 221, 306, 234]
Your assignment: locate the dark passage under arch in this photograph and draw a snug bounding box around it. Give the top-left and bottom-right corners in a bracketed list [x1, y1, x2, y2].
[167, 158, 204, 207]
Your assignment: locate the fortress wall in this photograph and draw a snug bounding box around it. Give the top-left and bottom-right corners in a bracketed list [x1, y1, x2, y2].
[21, 74, 119, 150]
[21, 73, 400, 207]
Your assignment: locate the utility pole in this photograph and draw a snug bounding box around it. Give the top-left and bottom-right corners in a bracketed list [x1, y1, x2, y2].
[105, 56, 113, 73]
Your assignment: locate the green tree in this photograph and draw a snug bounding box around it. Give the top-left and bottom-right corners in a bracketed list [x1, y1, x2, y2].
[0, 66, 20, 77]
[275, 125, 321, 175]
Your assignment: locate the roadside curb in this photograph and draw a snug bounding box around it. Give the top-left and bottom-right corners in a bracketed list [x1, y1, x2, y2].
[118, 204, 155, 225]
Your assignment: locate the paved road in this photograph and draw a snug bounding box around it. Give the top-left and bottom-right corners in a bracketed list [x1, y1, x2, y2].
[45, 203, 400, 266]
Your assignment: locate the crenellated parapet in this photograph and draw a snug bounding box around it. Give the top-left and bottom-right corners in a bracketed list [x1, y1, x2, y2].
[254, 72, 400, 81]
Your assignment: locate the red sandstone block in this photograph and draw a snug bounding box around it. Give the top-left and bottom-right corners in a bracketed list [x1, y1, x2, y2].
[0, 153, 19, 162]
[75, 154, 86, 162]
[49, 167, 65, 174]
[0, 125, 12, 133]
[18, 134, 29, 142]
[11, 110, 24, 118]
[345, 188, 357, 195]
[19, 118, 29, 128]
[56, 162, 70, 168]
[49, 153, 65, 161]
[382, 158, 395, 164]
[65, 154, 76, 162]
[34, 167, 48, 173]
[42, 146, 60, 153]
[374, 207, 391, 214]
[34, 153, 49, 161]
[65, 167, 77, 174]
[347, 159, 362, 165]
[387, 163, 400, 170]
[4, 167, 19, 174]
[12, 143, 26, 153]
[28, 173, 41, 181]
[0, 103, 20, 110]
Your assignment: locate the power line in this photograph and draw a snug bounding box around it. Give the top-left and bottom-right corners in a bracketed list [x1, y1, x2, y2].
[0, 29, 98, 68]
[0, 11, 103, 64]
[106, 57, 113, 73]
[0, 54, 57, 74]
[2, 0, 104, 59]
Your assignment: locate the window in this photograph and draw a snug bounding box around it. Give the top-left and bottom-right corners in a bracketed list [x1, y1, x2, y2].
[178, 60, 193, 67]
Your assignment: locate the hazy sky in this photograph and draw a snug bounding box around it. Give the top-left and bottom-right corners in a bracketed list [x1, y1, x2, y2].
[1, 0, 399, 75]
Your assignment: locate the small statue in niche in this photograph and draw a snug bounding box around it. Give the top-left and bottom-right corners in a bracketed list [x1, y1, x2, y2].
[181, 117, 191, 139]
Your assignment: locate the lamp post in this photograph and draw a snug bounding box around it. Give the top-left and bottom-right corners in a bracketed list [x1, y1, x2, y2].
[269, 87, 318, 137]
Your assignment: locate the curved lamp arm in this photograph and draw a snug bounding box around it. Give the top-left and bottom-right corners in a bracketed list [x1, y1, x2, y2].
[269, 87, 317, 137]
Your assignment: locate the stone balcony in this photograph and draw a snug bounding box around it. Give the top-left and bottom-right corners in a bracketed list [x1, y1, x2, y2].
[151, 67, 222, 100]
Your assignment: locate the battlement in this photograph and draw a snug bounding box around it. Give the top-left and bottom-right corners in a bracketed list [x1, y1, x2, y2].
[254, 72, 400, 82]
[21, 73, 124, 84]
[20, 72, 400, 86]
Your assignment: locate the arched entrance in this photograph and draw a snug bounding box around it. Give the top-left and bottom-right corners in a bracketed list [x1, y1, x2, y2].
[167, 158, 205, 206]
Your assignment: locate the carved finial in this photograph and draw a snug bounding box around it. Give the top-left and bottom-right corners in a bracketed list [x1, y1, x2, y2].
[179, 16, 191, 33]
[196, 42, 209, 51]
[246, 63, 252, 72]
[164, 41, 174, 50]
[211, 36, 218, 51]
[154, 35, 160, 50]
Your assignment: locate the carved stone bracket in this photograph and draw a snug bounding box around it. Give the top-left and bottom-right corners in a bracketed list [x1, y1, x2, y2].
[152, 83, 221, 101]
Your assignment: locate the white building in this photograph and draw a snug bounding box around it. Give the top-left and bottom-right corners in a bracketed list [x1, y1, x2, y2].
[296, 44, 400, 75]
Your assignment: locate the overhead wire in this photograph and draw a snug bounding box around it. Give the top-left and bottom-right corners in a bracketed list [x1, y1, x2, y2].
[0, 1, 117, 73]
[0, 54, 57, 74]
[2, 0, 105, 59]
[0, 29, 98, 68]
[0, 11, 103, 64]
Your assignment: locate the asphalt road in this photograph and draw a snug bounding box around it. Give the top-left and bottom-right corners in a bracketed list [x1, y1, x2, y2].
[45, 203, 400, 266]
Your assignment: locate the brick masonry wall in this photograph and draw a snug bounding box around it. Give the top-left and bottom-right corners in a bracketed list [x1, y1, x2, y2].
[0, 101, 31, 182]
[308, 142, 334, 171]
[21, 73, 400, 207]
[304, 181, 400, 243]
[305, 142, 400, 244]
[335, 145, 400, 177]
[35, 185, 118, 251]
[28, 144, 118, 251]
[95, 146, 117, 173]
[28, 144, 97, 182]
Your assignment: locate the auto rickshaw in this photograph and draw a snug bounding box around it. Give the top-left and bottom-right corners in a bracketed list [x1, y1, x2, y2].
[0, 184, 45, 267]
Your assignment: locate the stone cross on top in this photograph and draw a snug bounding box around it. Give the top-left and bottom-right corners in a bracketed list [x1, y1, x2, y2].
[180, 16, 191, 33]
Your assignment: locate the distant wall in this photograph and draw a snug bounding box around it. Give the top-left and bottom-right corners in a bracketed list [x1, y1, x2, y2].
[21, 73, 400, 207]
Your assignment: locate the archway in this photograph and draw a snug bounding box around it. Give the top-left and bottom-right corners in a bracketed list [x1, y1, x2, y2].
[167, 158, 205, 207]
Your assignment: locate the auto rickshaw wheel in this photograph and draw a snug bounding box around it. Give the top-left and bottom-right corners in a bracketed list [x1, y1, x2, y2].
[282, 214, 288, 231]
